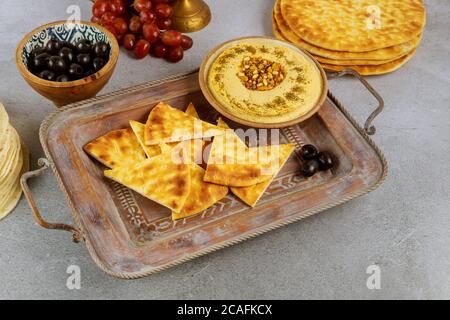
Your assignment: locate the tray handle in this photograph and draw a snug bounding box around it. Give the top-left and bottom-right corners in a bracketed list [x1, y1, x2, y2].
[20, 158, 84, 243]
[327, 68, 384, 135]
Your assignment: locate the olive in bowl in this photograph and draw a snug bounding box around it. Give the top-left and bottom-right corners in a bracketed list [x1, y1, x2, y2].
[16, 21, 119, 107]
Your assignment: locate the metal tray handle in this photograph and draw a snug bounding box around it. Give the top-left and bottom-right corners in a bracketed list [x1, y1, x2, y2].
[327, 68, 384, 135]
[20, 158, 84, 243]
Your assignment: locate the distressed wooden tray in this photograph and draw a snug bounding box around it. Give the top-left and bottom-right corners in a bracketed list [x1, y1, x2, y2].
[21, 70, 387, 279]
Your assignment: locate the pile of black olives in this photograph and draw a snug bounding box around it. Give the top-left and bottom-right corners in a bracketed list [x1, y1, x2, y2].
[27, 38, 110, 82]
[299, 144, 335, 178]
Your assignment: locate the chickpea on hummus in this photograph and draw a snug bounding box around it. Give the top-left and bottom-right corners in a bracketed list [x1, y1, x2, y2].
[207, 41, 323, 124]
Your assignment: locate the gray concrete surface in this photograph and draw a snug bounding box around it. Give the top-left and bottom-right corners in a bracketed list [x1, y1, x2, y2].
[0, 0, 449, 300]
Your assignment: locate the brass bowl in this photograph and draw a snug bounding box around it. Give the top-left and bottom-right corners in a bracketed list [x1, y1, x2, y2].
[199, 36, 328, 129]
[16, 21, 119, 107]
[171, 0, 211, 33]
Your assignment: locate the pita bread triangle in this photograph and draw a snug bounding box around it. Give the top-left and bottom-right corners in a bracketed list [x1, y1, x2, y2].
[144, 102, 224, 145]
[104, 149, 191, 213]
[185, 102, 200, 118]
[130, 120, 164, 158]
[204, 118, 280, 187]
[172, 109, 228, 219]
[131, 103, 205, 162]
[231, 144, 294, 207]
[172, 164, 229, 220]
[84, 128, 146, 168]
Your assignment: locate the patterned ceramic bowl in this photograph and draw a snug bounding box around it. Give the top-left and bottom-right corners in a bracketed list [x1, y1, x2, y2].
[16, 21, 119, 107]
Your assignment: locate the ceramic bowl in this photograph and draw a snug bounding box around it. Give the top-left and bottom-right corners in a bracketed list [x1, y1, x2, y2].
[199, 36, 328, 128]
[16, 21, 119, 107]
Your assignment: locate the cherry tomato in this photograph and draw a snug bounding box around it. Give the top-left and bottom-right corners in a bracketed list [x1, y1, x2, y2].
[103, 23, 118, 39]
[166, 45, 183, 63]
[134, 39, 151, 59]
[101, 12, 116, 25]
[151, 40, 168, 58]
[113, 17, 129, 35]
[128, 16, 142, 34]
[180, 35, 193, 50]
[155, 3, 173, 19]
[161, 30, 182, 47]
[92, 0, 109, 18]
[91, 16, 101, 24]
[140, 9, 156, 24]
[123, 33, 137, 50]
[109, 0, 126, 17]
[116, 33, 125, 46]
[156, 18, 172, 30]
[133, 0, 152, 13]
[142, 23, 160, 43]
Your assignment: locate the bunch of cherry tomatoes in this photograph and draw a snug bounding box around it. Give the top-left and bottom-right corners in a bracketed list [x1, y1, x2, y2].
[91, 0, 193, 62]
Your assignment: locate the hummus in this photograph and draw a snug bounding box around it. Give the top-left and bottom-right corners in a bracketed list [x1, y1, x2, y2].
[207, 41, 323, 124]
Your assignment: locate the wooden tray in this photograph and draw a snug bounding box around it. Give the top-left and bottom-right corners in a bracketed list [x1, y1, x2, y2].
[21, 70, 387, 279]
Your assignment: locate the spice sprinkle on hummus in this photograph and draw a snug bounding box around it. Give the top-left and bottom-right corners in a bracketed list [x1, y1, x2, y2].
[207, 41, 323, 124]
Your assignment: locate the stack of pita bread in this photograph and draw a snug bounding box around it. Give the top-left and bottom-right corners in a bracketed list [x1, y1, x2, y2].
[84, 102, 294, 221]
[272, 0, 426, 75]
[0, 103, 29, 221]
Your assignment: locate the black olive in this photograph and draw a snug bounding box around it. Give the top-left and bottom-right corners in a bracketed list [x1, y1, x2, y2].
[38, 70, 57, 81]
[45, 39, 61, 55]
[317, 152, 335, 171]
[92, 57, 106, 71]
[30, 47, 45, 60]
[68, 63, 84, 79]
[300, 144, 318, 160]
[60, 41, 75, 51]
[301, 159, 320, 178]
[47, 56, 68, 73]
[56, 74, 70, 82]
[75, 39, 92, 54]
[32, 53, 51, 71]
[93, 41, 109, 58]
[76, 53, 92, 66]
[59, 47, 74, 63]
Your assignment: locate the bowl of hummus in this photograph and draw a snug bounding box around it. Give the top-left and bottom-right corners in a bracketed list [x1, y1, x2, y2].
[199, 37, 327, 128]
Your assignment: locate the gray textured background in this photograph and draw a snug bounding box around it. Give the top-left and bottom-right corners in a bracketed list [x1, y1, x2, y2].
[1, 0, 449, 299]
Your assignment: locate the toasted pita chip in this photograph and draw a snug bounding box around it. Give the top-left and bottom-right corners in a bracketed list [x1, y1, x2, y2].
[84, 128, 146, 168]
[104, 150, 191, 213]
[131, 121, 205, 165]
[131, 103, 202, 159]
[231, 144, 295, 207]
[185, 102, 200, 118]
[172, 164, 229, 220]
[144, 102, 224, 145]
[130, 120, 163, 158]
[204, 118, 276, 187]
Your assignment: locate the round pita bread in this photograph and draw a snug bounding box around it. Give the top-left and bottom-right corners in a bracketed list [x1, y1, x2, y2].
[280, 0, 425, 52]
[0, 103, 9, 139]
[273, 0, 422, 61]
[0, 143, 29, 220]
[320, 49, 417, 76]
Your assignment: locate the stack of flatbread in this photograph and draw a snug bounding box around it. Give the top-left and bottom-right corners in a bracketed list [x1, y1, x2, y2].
[0, 103, 29, 221]
[272, 0, 426, 75]
[84, 102, 294, 221]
